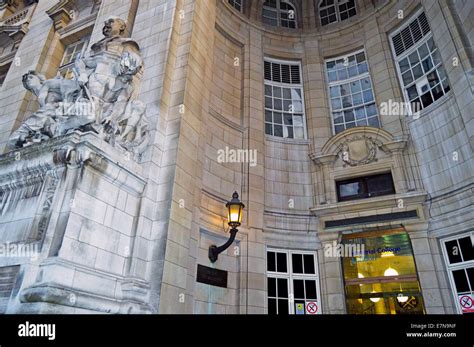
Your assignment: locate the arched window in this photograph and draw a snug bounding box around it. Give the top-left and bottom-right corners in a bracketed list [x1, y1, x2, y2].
[262, 0, 297, 29]
[228, 0, 242, 12]
[319, 0, 356, 26]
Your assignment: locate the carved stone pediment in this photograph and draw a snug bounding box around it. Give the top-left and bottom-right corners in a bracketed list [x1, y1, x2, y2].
[46, 0, 74, 30]
[310, 127, 408, 168]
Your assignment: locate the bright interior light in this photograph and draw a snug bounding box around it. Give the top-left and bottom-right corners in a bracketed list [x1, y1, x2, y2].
[369, 291, 380, 303]
[381, 251, 394, 258]
[384, 267, 399, 277]
[357, 273, 364, 278]
[397, 293, 409, 303]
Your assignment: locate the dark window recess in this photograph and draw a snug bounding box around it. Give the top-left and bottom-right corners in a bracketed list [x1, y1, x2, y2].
[277, 278, 289, 298]
[268, 277, 276, 297]
[305, 280, 317, 299]
[268, 298, 277, 314]
[336, 173, 395, 202]
[445, 240, 463, 264]
[452, 269, 470, 293]
[303, 254, 315, 274]
[467, 267, 474, 288]
[267, 251, 276, 271]
[278, 299, 289, 314]
[276, 252, 287, 273]
[459, 237, 474, 261]
[292, 254, 303, 273]
[294, 279, 305, 299]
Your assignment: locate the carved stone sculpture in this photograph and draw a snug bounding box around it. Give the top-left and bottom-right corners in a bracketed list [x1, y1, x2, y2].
[8, 16, 149, 161]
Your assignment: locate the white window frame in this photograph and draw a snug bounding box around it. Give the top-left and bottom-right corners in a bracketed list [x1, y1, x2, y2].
[389, 9, 451, 116]
[262, 0, 297, 29]
[325, 49, 380, 135]
[228, 0, 242, 12]
[266, 248, 322, 314]
[59, 36, 90, 79]
[264, 57, 308, 140]
[440, 232, 474, 314]
[319, 0, 357, 26]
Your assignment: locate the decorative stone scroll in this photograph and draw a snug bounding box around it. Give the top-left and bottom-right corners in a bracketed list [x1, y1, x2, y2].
[8, 16, 149, 161]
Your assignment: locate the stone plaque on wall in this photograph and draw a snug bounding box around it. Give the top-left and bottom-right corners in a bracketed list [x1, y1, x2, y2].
[196, 264, 228, 288]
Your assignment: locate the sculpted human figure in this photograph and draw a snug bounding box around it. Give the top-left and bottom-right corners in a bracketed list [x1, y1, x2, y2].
[8, 16, 149, 160]
[75, 16, 142, 105]
[8, 71, 81, 148]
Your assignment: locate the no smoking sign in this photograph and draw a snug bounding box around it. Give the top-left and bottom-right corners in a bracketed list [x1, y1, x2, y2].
[305, 301, 319, 315]
[458, 294, 474, 313]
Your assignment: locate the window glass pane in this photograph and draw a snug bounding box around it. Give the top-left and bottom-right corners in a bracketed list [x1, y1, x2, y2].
[294, 279, 305, 299]
[277, 252, 287, 272]
[267, 251, 276, 271]
[452, 269, 470, 293]
[344, 110, 354, 122]
[459, 237, 474, 261]
[291, 88, 302, 100]
[293, 115, 303, 127]
[422, 57, 433, 73]
[265, 123, 273, 135]
[412, 64, 424, 79]
[274, 112, 282, 124]
[339, 181, 362, 198]
[331, 98, 342, 109]
[303, 254, 315, 274]
[363, 89, 374, 103]
[292, 253, 303, 273]
[350, 81, 361, 93]
[265, 111, 272, 122]
[402, 70, 413, 86]
[368, 116, 380, 127]
[409, 51, 420, 65]
[358, 62, 368, 74]
[445, 240, 462, 264]
[399, 58, 410, 73]
[273, 125, 283, 137]
[268, 277, 276, 297]
[367, 174, 395, 197]
[352, 92, 363, 106]
[277, 278, 288, 298]
[467, 267, 474, 289]
[294, 127, 304, 139]
[278, 299, 289, 314]
[268, 298, 277, 314]
[305, 280, 317, 299]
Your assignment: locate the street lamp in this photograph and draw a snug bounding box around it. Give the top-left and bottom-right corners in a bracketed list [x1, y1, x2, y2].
[208, 191, 245, 263]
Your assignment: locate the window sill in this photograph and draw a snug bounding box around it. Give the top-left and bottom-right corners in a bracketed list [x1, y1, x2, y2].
[310, 190, 427, 217]
[265, 134, 310, 145]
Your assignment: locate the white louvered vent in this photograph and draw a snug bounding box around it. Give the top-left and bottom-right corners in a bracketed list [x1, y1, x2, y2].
[264, 60, 301, 84]
[392, 12, 431, 57]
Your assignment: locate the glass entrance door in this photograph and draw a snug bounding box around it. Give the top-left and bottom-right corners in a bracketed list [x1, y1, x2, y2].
[342, 230, 425, 314]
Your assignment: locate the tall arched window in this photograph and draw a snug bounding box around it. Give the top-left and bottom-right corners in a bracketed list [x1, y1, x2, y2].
[262, 0, 297, 29]
[319, 0, 356, 26]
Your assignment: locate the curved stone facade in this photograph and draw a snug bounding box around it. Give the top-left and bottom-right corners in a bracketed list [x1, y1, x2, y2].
[0, 0, 472, 315]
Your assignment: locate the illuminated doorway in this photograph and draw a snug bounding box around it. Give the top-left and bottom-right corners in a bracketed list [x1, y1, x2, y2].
[342, 229, 425, 314]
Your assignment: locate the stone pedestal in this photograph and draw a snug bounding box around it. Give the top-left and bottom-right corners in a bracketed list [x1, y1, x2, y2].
[0, 132, 152, 313]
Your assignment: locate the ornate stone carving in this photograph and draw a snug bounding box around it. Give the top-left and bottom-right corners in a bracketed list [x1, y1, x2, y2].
[338, 136, 382, 167]
[8, 16, 150, 162]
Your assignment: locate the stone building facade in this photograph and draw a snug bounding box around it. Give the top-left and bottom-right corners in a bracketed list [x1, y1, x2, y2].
[0, 0, 472, 314]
